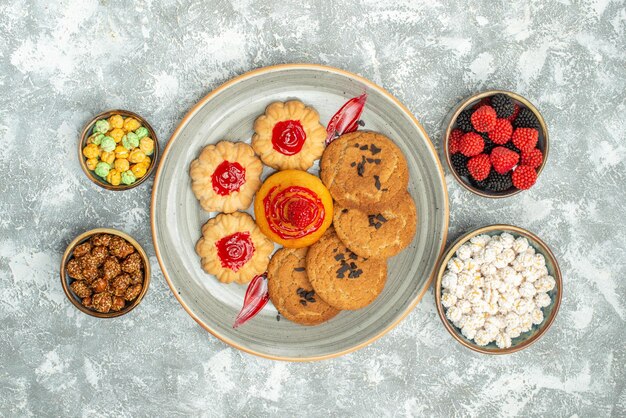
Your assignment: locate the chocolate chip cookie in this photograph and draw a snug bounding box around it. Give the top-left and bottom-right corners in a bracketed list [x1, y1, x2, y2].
[333, 191, 417, 259]
[268, 247, 340, 325]
[306, 228, 387, 310]
[320, 131, 409, 211]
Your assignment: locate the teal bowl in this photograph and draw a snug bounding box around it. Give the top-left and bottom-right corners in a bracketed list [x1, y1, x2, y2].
[434, 224, 562, 354]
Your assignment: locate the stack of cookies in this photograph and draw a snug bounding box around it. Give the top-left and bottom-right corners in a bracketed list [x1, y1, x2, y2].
[268, 132, 417, 325]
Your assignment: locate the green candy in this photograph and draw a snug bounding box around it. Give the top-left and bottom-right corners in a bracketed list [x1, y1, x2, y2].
[94, 162, 111, 178]
[94, 119, 110, 134]
[134, 127, 148, 139]
[122, 132, 139, 150]
[121, 170, 136, 185]
[100, 136, 116, 152]
[92, 133, 104, 145]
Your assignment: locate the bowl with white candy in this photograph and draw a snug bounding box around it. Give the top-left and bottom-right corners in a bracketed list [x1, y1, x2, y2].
[434, 225, 562, 354]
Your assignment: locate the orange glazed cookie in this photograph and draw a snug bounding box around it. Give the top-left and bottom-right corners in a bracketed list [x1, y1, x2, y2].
[333, 191, 417, 259]
[320, 131, 409, 211]
[195, 212, 274, 284]
[268, 247, 340, 325]
[252, 100, 326, 170]
[190, 141, 263, 213]
[254, 170, 333, 248]
[306, 228, 387, 310]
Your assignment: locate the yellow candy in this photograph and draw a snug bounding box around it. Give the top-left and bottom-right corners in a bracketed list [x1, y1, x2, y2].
[131, 163, 148, 178]
[101, 151, 115, 165]
[115, 145, 129, 159]
[109, 128, 125, 143]
[108, 114, 124, 129]
[114, 158, 130, 172]
[139, 137, 154, 156]
[85, 158, 99, 171]
[128, 148, 146, 164]
[142, 156, 151, 167]
[123, 117, 141, 132]
[107, 169, 122, 186]
[82, 143, 100, 159]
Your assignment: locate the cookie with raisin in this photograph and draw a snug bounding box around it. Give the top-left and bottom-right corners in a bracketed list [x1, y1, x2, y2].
[333, 191, 417, 259]
[268, 247, 340, 325]
[306, 228, 387, 310]
[320, 131, 409, 211]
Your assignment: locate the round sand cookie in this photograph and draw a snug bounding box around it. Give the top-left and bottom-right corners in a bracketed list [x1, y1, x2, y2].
[306, 228, 387, 310]
[195, 212, 274, 284]
[320, 131, 409, 211]
[268, 247, 340, 325]
[333, 191, 417, 259]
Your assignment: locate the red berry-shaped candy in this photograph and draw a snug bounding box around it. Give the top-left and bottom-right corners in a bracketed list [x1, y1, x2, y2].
[449, 129, 464, 154]
[288, 200, 314, 228]
[459, 132, 484, 157]
[490, 146, 519, 174]
[520, 148, 543, 168]
[488, 119, 513, 144]
[467, 154, 491, 181]
[512, 165, 537, 190]
[512, 128, 539, 151]
[471, 105, 497, 132]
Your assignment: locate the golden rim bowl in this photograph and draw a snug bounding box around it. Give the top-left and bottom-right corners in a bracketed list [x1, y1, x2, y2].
[434, 224, 562, 354]
[78, 109, 159, 190]
[60, 228, 151, 318]
[443, 90, 549, 198]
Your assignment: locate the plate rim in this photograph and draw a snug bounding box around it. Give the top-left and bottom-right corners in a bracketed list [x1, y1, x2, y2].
[150, 63, 450, 361]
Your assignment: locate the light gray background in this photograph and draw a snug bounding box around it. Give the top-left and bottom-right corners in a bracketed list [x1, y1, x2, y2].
[1, 0, 624, 416]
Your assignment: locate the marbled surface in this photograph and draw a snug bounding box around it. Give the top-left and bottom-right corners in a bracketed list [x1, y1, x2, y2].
[1, 0, 625, 416]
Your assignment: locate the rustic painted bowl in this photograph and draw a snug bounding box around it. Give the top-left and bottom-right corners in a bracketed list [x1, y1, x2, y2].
[79, 109, 159, 190]
[443, 90, 549, 198]
[60, 228, 151, 318]
[151, 64, 449, 361]
[434, 224, 562, 354]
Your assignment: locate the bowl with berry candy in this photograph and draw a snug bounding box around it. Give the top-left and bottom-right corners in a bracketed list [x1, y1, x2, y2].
[444, 91, 548, 197]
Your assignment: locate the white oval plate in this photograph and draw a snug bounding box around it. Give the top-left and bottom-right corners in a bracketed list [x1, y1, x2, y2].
[151, 64, 449, 361]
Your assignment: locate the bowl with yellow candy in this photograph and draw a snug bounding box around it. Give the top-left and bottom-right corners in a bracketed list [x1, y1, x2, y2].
[79, 110, 159, 190]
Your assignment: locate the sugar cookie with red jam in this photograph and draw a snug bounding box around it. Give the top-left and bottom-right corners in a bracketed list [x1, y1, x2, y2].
[195, 212, 274, 284]
[190, 141, 263, 213]
[252, 100, 326, 170]
[254, 170, 333, 248]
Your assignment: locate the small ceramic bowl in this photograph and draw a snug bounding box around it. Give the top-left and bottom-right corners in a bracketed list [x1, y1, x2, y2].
[443, 90, 549, 198]
[434, 224, 562, 354]
[79, 109, 159, 190]
[60, 228, 151, 318]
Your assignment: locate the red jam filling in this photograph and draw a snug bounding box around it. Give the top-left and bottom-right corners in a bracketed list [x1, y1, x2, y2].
[211, 161, 246, 196]
[263, 186, 325, 240]
[215, 232, 255, 271]
[271, 120, 306, 156]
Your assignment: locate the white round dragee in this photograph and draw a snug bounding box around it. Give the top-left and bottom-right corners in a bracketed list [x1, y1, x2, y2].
[440, 232, 555, 349]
